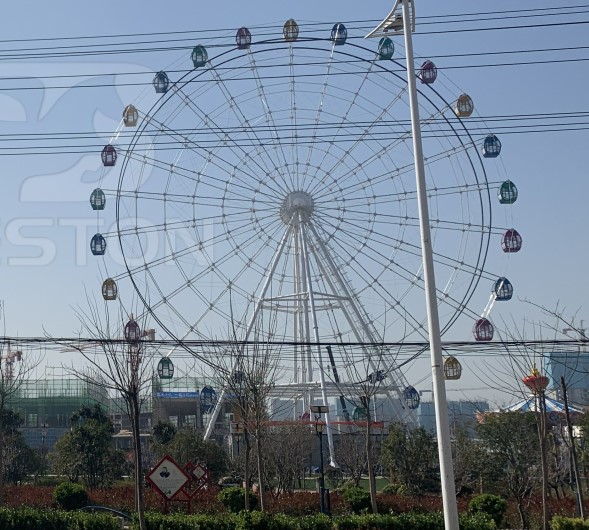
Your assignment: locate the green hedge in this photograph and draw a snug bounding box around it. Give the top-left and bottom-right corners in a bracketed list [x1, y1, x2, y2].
[136, 511, 495, 530]
[0, 508, 496, 530]
[0, 507, 122, 530]
[551, 516, 589, 530]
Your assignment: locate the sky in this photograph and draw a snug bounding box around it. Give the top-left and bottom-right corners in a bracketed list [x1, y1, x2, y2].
[0, 1, 587, 407]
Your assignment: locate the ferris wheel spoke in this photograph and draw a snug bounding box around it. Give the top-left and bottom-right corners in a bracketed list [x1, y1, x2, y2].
[310, 220, 430, 343]
[304, 54, 379, 192]
[308, 76, 409, 197]
[309, 229, 429, 341]
[118, 206, 283, 284]
[125, 149, 282, 203]
[133, 111, 289, 201]
[287, 45, 302, 190]
[300, 45, 338, 193]
[331, 214, 486, 285]
[246, 49, 296, 191]
[313, 211, 486, 311]
[321, 99, 469, 198]
[206, 61, 294, 196]
[138, 121, 262, 186]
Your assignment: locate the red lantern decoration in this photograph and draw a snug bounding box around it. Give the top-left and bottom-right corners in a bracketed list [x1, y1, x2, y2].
[522, 365, 549, 394]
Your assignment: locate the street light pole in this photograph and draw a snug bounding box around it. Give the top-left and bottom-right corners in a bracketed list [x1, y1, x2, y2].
[315, 418, 326, 514]
[366, 2, 459, 529]
[310, 404, 330, 515]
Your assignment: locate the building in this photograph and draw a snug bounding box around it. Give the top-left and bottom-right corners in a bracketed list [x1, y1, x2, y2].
[548, 348, 589, 407]
[418, 400, 489, 435]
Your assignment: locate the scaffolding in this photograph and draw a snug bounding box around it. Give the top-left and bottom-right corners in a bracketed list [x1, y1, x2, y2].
[9, 377, 109, 429]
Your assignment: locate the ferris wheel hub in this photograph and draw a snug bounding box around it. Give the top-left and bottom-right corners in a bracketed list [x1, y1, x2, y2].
[280, 190, 315, 224]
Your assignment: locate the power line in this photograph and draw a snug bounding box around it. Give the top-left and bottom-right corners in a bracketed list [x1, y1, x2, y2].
[0, 13, 585, 61]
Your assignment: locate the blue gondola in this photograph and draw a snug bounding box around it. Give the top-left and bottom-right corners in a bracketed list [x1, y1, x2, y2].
[200, 386, 217, 414]
[90, 234, 107, 256]
[483, 134, 501, 158]
[153, 71, 170, 94]
[331, 23, 347, 45]
[403, 386, 420, 409]
[157, 357, 174, 379]
[494, 277, 513, 301]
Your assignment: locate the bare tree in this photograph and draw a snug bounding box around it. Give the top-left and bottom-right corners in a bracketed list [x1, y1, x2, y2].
[265, 423, 311, 494]
[331, 343, 396, 513]
[208, 327, 282, 511]
[336, 432, 367, 487]
[53, 294, 156, 530]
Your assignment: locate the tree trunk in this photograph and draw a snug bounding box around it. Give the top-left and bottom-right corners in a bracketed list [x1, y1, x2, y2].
[255, 426, 266, 511]
[363, 396, 378, 514]
[516, 499, 528, 530]
[0, 432, 5, 506]
[130, 395, 146, 530]
[244, 428, 251, 511]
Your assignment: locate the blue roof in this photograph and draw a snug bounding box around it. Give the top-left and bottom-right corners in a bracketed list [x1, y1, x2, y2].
[500, 396, 583, 414]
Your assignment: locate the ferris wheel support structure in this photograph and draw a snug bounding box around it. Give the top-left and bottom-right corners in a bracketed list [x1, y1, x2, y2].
[367, 1, 459, 528]
[203, 223, 294, 441]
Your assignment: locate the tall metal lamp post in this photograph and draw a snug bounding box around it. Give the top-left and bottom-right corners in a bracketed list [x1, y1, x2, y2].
[310, 404, 330, 514]
[366, 2, 459, 529]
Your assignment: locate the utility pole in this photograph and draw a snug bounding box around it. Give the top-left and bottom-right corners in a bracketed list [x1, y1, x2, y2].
[561, 376, 585, 519]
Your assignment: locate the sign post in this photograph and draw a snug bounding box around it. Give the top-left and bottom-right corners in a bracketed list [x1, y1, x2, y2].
[146, 455, 190, 512]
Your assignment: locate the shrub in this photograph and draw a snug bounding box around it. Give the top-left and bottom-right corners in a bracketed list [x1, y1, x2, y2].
[551, 516, 589, 530]
[218, 486, 258, 513]
[53, 481, 89, 510]
[0, 507, 121, 530]
[460, 511, 497, 530]
[468, 494, 507, 527]
[340, 485, 371, 514]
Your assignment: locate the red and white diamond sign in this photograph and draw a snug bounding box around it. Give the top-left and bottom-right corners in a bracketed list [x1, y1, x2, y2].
[147, 455, 189, 500]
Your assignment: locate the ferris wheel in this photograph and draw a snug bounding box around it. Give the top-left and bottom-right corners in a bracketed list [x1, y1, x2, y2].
[89, 19, 520, 436]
